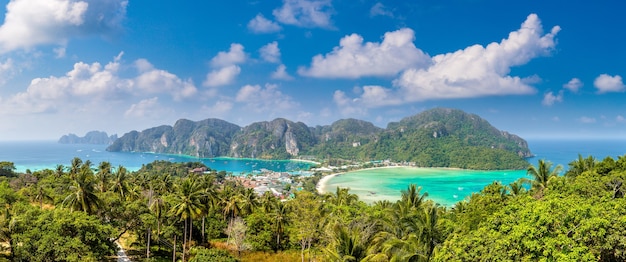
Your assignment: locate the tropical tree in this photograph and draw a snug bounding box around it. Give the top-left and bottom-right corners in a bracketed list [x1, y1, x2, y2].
[525, 159, 563, 196]
[566, 154, 597, 178]
[169, 177, 204, 262]
[62, 168, 101, 215]
[111, 165, 130, 200]
[95, 161, 112, 193]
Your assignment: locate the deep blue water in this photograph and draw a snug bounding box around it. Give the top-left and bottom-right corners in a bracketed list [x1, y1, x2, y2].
[0, 141, 314, 174]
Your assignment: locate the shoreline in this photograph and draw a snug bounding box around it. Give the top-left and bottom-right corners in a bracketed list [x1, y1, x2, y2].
[314, 165, 524, 195]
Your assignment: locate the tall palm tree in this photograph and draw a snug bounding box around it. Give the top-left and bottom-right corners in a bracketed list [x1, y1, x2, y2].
[69, 157, 83, 178]
[272, 201, 289, 251]
[62, 169, 101, 215]
[95, 161, 112, 193]
[326, 187, 359, 207]
[525, 159, 562, 194]
[169, 177, 204, 262]
[111, 165, 130, 200]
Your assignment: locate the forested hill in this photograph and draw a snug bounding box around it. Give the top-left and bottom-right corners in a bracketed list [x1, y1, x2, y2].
[107, 108, 532, 169]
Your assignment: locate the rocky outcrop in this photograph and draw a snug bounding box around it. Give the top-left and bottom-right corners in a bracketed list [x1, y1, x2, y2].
[58, 131, 117, 145]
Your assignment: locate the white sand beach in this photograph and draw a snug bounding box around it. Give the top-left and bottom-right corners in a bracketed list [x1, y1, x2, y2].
[316, 172, 343, 194]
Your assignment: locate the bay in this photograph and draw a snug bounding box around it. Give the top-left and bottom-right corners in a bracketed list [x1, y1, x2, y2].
[0, 141, 314, 174]
[322, 139, 626, 206]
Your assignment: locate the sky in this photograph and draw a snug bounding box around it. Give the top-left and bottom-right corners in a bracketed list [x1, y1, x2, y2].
[0, 0, 625, 141]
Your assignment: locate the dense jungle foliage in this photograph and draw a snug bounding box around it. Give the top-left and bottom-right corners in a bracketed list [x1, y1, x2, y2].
[0, 153, 625, 261]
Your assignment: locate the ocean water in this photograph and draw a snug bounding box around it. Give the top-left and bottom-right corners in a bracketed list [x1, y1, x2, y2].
[0, 141, 314, 174]
[322, 139, 626, 206]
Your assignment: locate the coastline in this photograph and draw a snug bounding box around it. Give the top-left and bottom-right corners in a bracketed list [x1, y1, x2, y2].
[314, 165, 524, 196]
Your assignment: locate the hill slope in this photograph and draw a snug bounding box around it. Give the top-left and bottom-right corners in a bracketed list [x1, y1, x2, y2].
[107, 108, 531, 169]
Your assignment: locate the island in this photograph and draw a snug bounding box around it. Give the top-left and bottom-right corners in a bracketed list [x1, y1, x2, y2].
[107, 108, 532, 170]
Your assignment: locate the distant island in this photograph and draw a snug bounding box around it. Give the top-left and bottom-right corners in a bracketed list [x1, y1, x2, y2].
[58, 131, 118, 145]
[106, 108, 532, 170]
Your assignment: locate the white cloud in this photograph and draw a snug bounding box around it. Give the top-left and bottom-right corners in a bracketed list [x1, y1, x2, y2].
[134, 59, 198, 100]
[542, 90, 563, 106]
[259, 41, 281, 63]
[54, 47, 67, 58]
[273, 0, 334, 29]
[0, 0, 128, 53]
[578, 116, 596, 124]
[271, 64, 293, 80]
[299, 28, 430, 78]
[0, 54, 197, 116]
[370, 2, 394, 18]
[124, 97, 159, 118]
[210, 43, 247, 68]
[594, 74, 625, 93]
[247, 14, 282, 34]
[393, 14, 559, 101]
[203, 65, 241, 87]
[563, 78, 583, 93]
[617, 115, 625, 123]
[332, 14, 559, 111]
[332, 90, 366, 117]
[235, 83, 298, 113]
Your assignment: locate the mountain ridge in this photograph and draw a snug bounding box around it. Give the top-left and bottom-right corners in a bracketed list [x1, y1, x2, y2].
[107, 108, 532, 169]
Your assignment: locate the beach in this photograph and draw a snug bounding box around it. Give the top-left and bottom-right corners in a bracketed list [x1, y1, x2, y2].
[315, 166, 528, 206]
[316, 172, 343, 194]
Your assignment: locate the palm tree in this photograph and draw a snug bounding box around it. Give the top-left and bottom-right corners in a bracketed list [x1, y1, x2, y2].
[32, 184, 53, 209]
[401, 184, 428, 209]
[111, 165, 130, 200]
[239, 187, 258, 216]
[525, 159, 562, 194]
[566, 154, 596, 178]
[95, 161, 112, 193]
[169, 177, 204, 262]
[507, 179, 526, 196]
[272, 201, 289, 251]
[326, 187, 359, 207]
[69, 157, 83, 178]
[62, 168, 101, 215]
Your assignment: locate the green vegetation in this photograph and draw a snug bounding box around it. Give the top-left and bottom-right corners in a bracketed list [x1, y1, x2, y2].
[2, 152, 625, 261]
[108, 108, 532, 170]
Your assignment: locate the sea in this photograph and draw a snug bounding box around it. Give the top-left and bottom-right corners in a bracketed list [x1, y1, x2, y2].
[1, 139, 625, 206]
[0, 141, 314, 175]
[320, 139, 626, 206]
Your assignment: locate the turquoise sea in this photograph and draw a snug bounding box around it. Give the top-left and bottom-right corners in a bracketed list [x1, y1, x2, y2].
[0, 141, 314, 174]
[321, 139, 626, 206]
[1, 139, 625, 206]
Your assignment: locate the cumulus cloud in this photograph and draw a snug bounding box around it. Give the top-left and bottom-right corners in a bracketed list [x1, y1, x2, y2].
[273, 0, 334, 29]
[202, 100, 234, 116]
[247, 14, 282, 34]
[134, 59, 198, 100]
[563, 78, 583, 93]
[203, 65, 241, 87]
[370, 2, 394, 18]
[333, 90, 367, 116]
[235, 83, 298, 113]
[331, 14, 560, 113]
[259, 41, 281, 63]
[394, 14, 559, 101]
[542, 90, 563, 106]
[299, 28, 430, 78]
[210, 43, 247, 68]
[271, 64, 293, 80]
[0, 0, 127, 53]
[0, 54, 196, 115]
[594, 74, 625, 93]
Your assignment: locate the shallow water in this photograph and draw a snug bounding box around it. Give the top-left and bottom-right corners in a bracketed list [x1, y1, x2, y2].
[322, 167, 525, 206]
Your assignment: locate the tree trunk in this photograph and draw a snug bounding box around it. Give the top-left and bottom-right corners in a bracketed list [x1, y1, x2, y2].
[183, 219, 187, 262]
[173, 235, 176, 262]
[189, 217, 193, 248]
[202, 216, 205, 244]
[146, 227, 151, 259]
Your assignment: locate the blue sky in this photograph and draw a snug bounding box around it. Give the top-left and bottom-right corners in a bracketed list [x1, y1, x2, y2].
[0, 0, 625, 140]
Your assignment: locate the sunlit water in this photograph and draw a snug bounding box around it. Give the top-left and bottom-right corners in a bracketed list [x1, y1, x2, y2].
[0, 141, 314, 174]
[321, 139, 626, 206]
